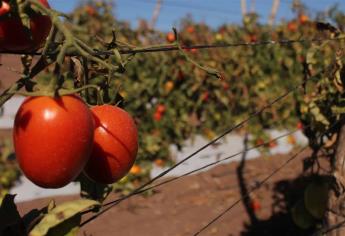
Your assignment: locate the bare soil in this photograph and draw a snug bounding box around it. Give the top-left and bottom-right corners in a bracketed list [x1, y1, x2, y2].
[16, 149, 324, 236]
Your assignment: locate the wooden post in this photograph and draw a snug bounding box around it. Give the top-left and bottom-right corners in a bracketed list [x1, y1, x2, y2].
[250, 0, 256, 13]
[327, 120, 345, 236]
[150, 0, 162, 30]
[241, 0, 247, 17]
[268, 0, 280, 26]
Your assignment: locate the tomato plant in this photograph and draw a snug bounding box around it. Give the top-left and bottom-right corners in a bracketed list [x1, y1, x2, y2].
[84, 105, 138, 184]
[13, 95, 94, 188]
[0, 0, 51, 52]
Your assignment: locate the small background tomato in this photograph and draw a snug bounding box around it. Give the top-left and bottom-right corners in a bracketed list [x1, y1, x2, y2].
[166, 32, 175, 43]
[156, 104, 166, 113]
[130, 164, 141, 175]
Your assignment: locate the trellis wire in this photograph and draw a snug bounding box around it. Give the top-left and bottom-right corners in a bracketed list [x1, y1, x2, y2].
[0, 36, 343, 56]
[103, 127, 303, 205]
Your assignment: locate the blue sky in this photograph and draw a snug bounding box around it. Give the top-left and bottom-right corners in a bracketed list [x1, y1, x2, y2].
[50, 0, 345, 30]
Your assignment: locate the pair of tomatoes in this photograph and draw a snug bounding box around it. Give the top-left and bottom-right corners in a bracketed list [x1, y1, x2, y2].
[13, 95, 138, 188]
[0, 0, 52, 52]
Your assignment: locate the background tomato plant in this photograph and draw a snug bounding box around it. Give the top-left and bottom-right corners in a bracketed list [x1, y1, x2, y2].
[63, 1, 345, 192]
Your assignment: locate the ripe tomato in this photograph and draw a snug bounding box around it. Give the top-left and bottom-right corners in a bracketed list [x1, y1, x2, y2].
[250, 199, 261, 212]
[0, 1, 10, 16]
[249, 34, 257, 43]
[156, 104, 166, 114]
[154, 159, 165, 167]
[164, 81, 174, 93]
[153, 111, 162, 121]
[13, 95, 94, 188]
[166, 32, 175, 43]
[129, 164, 141, 175]
[268, 140, 278, 148]
[299, 14, 309, 24]
[287, 21, 297, 32]
[85, 5, 97, 16]
[186, 26, 195, 34]
[84, 105, 138, 184]
[287, 135, 296, 145]
[0, 0, 52, 52]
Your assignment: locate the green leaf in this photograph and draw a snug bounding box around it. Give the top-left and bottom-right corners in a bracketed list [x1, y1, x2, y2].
[0, 194, 22, 230]
[45, 215, 81, 236]
[23, 200, 56, 232]
[29, 199, 100, 236]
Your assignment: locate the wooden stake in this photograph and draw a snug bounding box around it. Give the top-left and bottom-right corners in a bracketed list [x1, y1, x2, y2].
[241, 0, 247, 17]
[150, 0, 162, 30]
[327, 120, 345, 236]
[268, 0, 280, 26]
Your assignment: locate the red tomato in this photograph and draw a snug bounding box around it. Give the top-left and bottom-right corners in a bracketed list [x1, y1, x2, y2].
[186, 26, 195, 33]
[156, 104, 166, 114]
[250, 199, 261, 212]
[166, 32, 175, 43]
[85, 5, 97, 16]
[287, 21, 297, 32]
[0, 1, 10, 16]
[13, 95, 94, 188]
[84, 105, 138, 184]
[249, 34, 257, 43]
[0, 0, 52, 52]
[190, 48, 198, 53]
[268, 140, 278, 148]
[153, 111, 162, 121]
[299, 14, 309, 24]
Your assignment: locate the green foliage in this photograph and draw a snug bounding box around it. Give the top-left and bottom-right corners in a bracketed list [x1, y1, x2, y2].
[0, 139, 20, 203]
[298, 30, 345, 151]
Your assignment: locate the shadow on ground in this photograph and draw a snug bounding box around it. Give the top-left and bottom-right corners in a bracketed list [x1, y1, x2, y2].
[238, 136, 318, 236]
